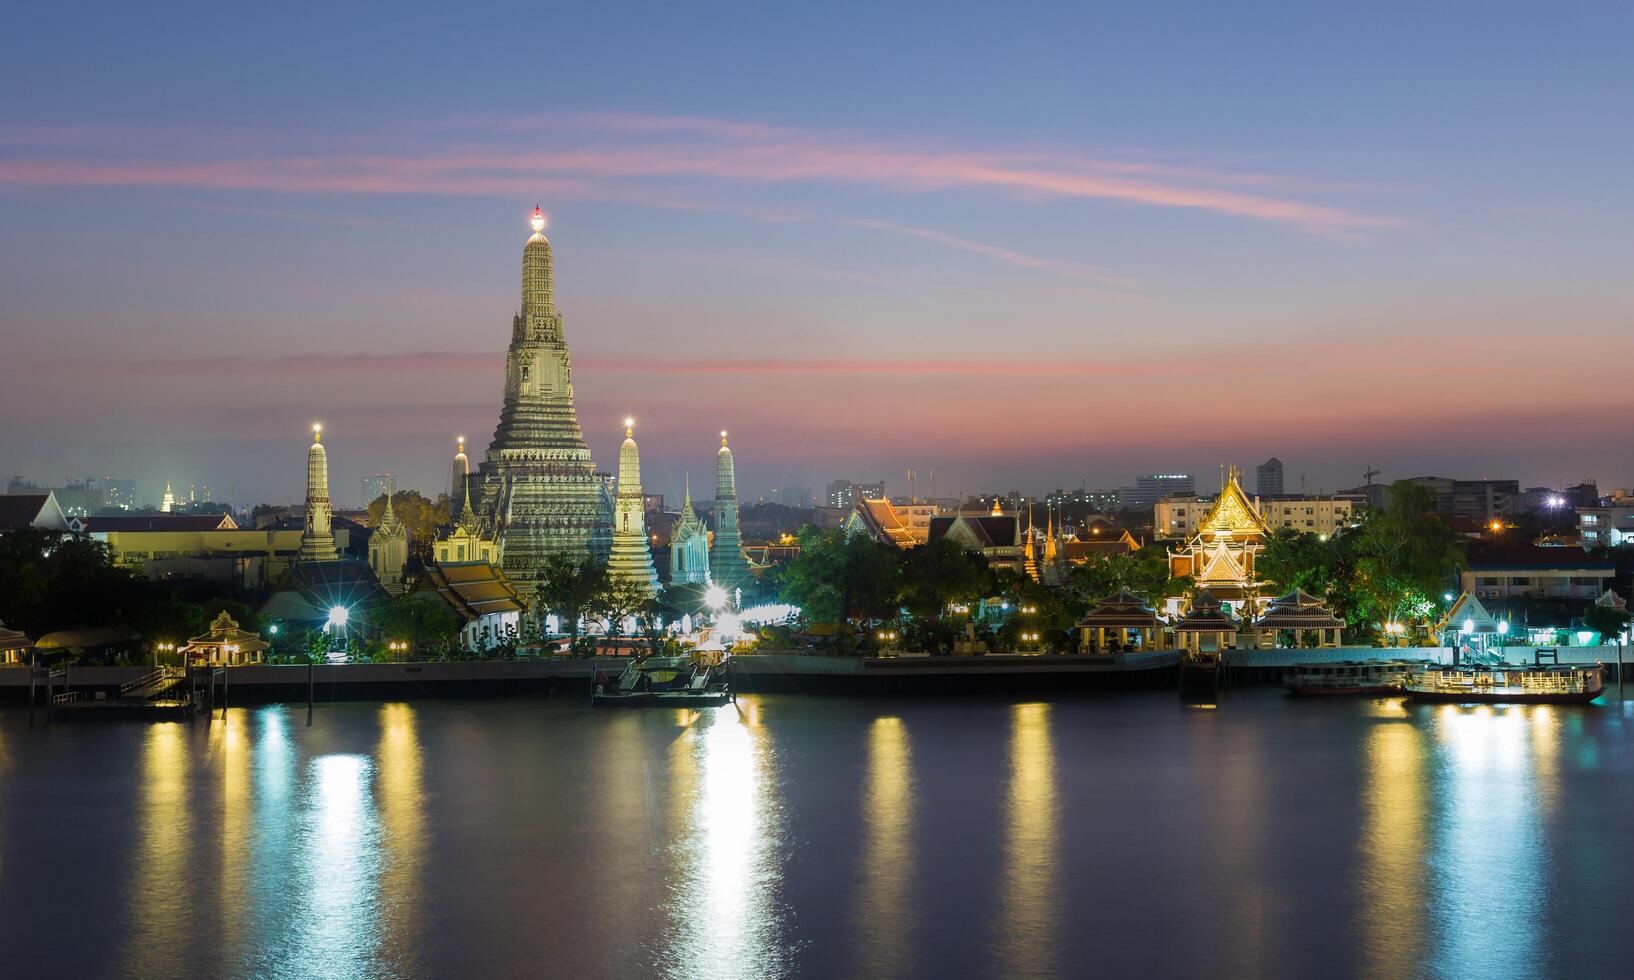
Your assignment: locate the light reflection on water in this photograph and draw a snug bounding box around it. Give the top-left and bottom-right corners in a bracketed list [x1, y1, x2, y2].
[852, 716, 914, 978]
[3, 693, 1632, 978]
[995, 702, 1058, 978]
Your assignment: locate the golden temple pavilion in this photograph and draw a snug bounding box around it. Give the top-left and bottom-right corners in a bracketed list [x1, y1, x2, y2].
[1166, 466, 1269, 618]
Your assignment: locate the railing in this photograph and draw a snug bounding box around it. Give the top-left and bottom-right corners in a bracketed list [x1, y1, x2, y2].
[51, 691, 81, 706]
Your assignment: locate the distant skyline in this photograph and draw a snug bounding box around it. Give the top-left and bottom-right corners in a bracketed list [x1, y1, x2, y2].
[4, 3, 1632, 504]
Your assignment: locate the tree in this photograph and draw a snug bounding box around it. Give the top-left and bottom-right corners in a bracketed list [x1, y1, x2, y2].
[379, 593, 461, 655]
[601, 578, 658, 637]
[898, 539, 988, 653]
[778, 527, 898, 625]
[367, 490, 452, 563]
[1345, 482, 1466, 633]
[1259, 527, 1349, 599]
[535, 553, 611, 649]
[1583, 602, 1632, 675]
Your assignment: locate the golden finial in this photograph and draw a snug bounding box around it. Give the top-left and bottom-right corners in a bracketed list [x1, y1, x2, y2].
[312, 422, 323, 444]
[530, 204, 546, 234]
[624, 417, 635, 438]
[720, 430, 729, 447]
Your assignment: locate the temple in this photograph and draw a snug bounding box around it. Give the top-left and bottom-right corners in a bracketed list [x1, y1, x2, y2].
[1165, 466, 1268, 617]
[298, 423, 339, 561]
[471, 207, 612, 587]
[708, 431, 752, 594]
[670, 475, 710, 585]
[607, 419, 660, 594]
[368, 490, 409, 595]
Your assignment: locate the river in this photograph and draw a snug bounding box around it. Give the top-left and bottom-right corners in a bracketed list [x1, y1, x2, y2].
[1, 691, 1631, 978]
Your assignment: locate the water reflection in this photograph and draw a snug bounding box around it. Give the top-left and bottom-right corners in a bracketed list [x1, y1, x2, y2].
[213, 711, 251, 965]
[1358, 715, 1426, 976]
[663, 703, 787, 980]
[287, 752, 383, 979]
[995, 702, 1058, 977]
[376, 703, 426, 974]
[851, 716, 914, 978]
[1427, 706, 1560, 979]
[125, 722, 192, 977]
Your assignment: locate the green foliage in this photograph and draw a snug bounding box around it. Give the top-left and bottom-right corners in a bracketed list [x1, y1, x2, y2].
[379, 592, 461, 652]
[1259, 528, 1348, 598]
[897, 538, 987, 623]
[779, 527, 899, 624]
[1583, 603, 1632, 645]
[1344, 482, 1465, 629]
[535, 552, 611, 642]
[0, 529, 147, 633]
[366, 490, 452, 562]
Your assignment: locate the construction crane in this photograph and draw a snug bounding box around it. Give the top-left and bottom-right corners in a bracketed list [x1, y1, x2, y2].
[1363, 466, 1382, 486]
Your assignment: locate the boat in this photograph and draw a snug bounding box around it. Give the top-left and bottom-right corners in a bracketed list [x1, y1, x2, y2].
[592, 653, 734, 707]
[1401, 664, 1605, 704]
[1284, 660, 1419, 696]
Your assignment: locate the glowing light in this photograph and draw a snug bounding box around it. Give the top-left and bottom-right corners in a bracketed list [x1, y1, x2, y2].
[1489, 520, 1503, 532]
[1461, 618, 1475, 634]
[267, 624, 279, 635]
[737, 603, 799, 625]
[530, 204, 546, 233]
[623, 417, 635, 429]
[1443, 592, 1456, 603]
[327, 605, 350, 628]
[1577, 631, 1595, 646]
[704, 584, 729, 610]
[1497, 620, 1510, 635]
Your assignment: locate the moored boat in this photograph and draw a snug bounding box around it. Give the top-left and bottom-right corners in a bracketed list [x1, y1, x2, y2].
[592, 653, 734, 707]
[1401, 664, 1604, 704]
[1284, 660, 1418, 696]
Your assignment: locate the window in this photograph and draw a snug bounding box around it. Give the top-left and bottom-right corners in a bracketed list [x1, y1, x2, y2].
[1477, 577, 1501, 586]
[1510, 577, 1532, 585]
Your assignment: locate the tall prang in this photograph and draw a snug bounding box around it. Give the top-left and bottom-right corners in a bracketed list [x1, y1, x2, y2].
[607, 419, 660, 594]
[449, 435, 469, 523]
[369, 490, 409, 595]
[299, 423, 339, 561]
[709, 431, 752, 594]
[473, 206, 613, 585]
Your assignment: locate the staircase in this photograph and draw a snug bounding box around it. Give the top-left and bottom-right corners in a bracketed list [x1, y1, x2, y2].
[120, 666, 188, 702]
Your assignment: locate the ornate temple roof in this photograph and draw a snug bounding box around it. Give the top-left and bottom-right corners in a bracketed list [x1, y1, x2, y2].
[1077, 590, 1160, 629]
[1435, 591, 1501, 634]
[1173, 589, 1239, 632]
[181, 611, 270, 653]
[1252, 589, 1344, 630]
[1194, 466, 1269, 540]
[423, 561, 528, 622]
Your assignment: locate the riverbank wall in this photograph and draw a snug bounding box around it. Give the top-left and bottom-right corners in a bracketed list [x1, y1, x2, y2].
[2, 646, 1623, 704]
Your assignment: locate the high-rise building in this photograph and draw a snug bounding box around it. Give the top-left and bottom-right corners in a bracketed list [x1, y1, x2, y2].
[101, 479, 137, 511]
[471, 206, 613, 584]
[607, 420, 660, 594]
[298, 424, 339, 561]
[361, 473, 394, 508]
[770, 486, 811, 507]
[710, 432, 752, 594]
[1256, 458, 1284, 497]
[1118, 474, 1194, 510]
[160, 482, 176, 513]
[826, 479, 886, 509]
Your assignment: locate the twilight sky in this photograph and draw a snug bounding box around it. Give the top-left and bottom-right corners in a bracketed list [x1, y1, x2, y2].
[3, 2, 1632, 508]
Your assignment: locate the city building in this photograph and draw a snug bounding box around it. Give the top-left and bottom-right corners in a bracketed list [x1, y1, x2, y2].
[1256, 458, 1284, 496]
[1344, 477, 1520, 520]
[1117, 474, 1194, 510]
[5, 477, 104, 516]
[1155, 492, 1359, 539]
[160, 482, 176, 513]
[82, 515, 303, 589]
[1045, 488, 1121, 512]
[669, 477, 710, 586]
[368, 491, 410, 596]
[470, 207, 613, 584]
[361, 473, 394, 508]
[826, 479, 886, 509]
[101, 478, 137, 511]
[607, 420, 660, 594]
[770, 486, 811, 507]
[709, 432, 753, 594]
[298, 424, 339, 562]
[1461, 543, 1615, 603]
[1578, 504, 1634, 549]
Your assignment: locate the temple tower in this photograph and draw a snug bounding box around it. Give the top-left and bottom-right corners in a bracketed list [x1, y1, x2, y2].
[670, 475, 710, 585]
[449, 435, 469, 522]
[607, 419, 660, 594]
[299, 423, 339, 561]
[709, 431, 752, 593]
[369, 490, 410, 595]
[473, 206, 612, 586]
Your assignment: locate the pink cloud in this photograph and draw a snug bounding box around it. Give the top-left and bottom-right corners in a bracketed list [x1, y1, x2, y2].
[0, 112, 1396, 232]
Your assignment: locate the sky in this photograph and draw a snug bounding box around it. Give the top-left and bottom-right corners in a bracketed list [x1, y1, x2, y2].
[2, 2, 1631, 508]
